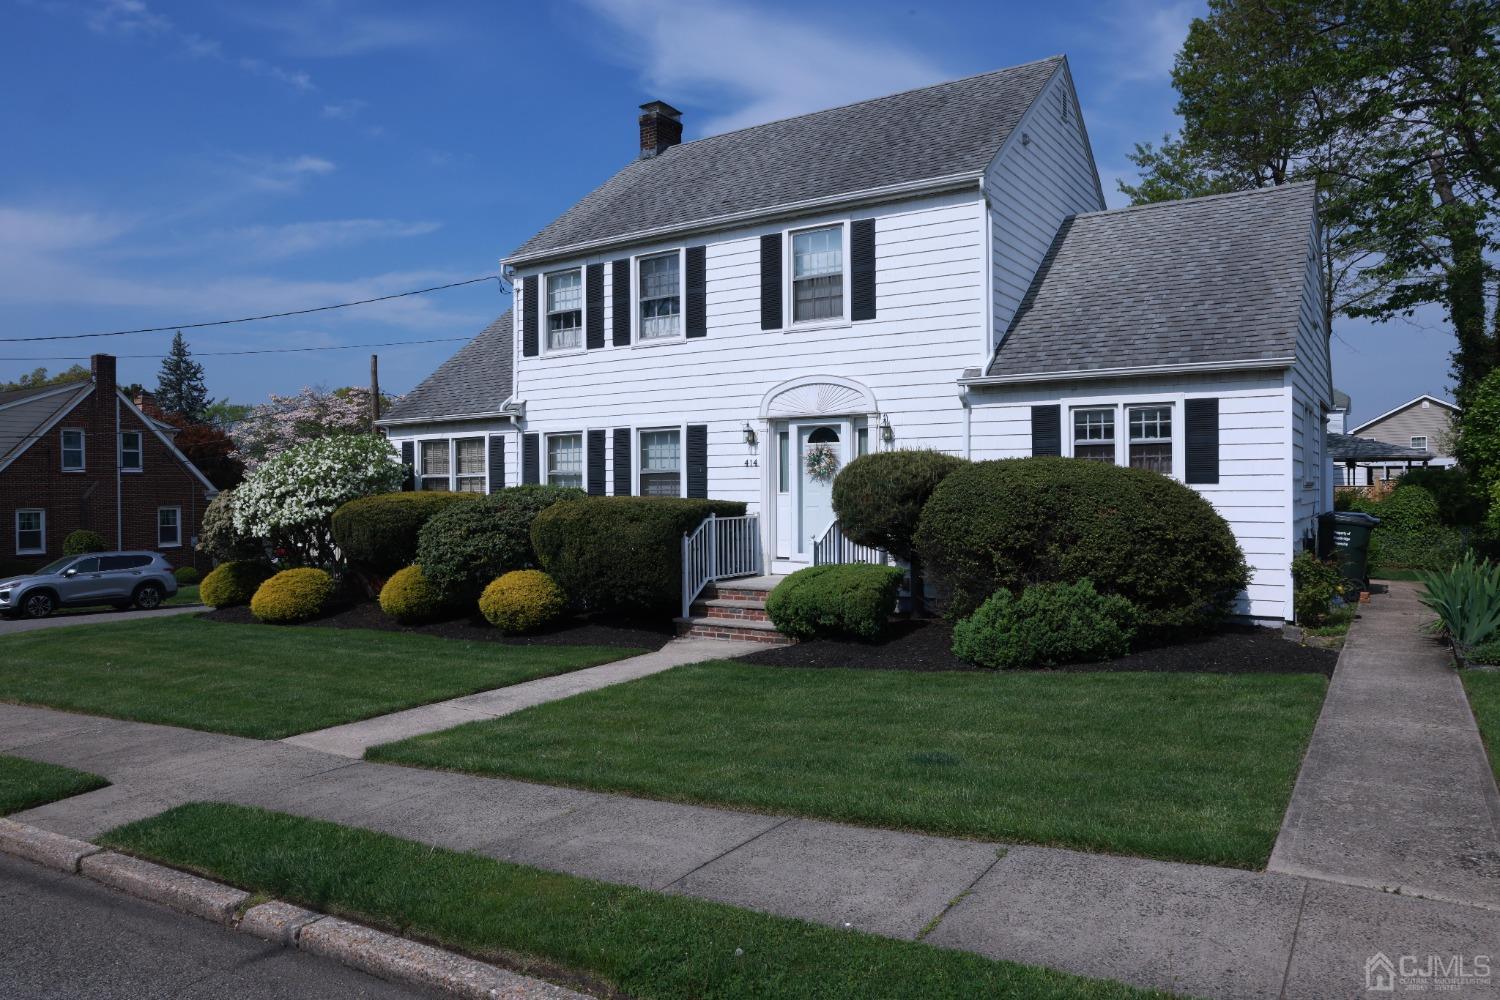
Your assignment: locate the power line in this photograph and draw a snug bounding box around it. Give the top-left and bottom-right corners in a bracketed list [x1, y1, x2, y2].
[0, 275, 504, 343]
[0, 335, 472, 363]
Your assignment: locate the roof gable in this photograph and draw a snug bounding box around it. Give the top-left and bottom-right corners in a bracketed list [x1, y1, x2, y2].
[0, 382, 94, 471]
[380, 312, 515, 424]
[1348, 394, 1459, 435]
[508, 57, 1064, 264]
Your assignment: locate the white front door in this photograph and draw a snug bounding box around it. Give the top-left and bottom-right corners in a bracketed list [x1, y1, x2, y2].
[795, 422, 845, 558]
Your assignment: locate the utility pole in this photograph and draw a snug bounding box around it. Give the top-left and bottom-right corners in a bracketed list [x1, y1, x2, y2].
[369, 354, 380, 432]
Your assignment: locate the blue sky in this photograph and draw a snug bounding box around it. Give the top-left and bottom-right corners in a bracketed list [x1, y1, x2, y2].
[2, 0, 1451, 423]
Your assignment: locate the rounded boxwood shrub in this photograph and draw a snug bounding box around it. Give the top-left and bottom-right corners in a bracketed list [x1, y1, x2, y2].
[915, 457, 1249, 632]
[62, 529, 108, 556]
[479, 570, 567, 633]
[765, 563, 904, 641]
[378, 565, 450, 624]
[417, 485, 585, 598]
[250, 568, 335, 624]
[199, 560, 274, 608]
[1376, 484, 1440, 533]
[332, 492, 480, 576]
[951, 580, 1137, 669]
[831, 449, 969, 559]
[173, 566, 200, 586]
[531, 497, 747, 614]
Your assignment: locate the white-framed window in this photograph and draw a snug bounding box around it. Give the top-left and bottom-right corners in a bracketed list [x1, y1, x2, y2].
[546, 433, 583, 488]
[157, 507, 181, 548]
[1127, 405, 1173, 474]
[120, 430, 143, 472]
[419, 439, 451, 491]
[789, 224, 845, 324]
[637, 251, 681, 342]
[638, 428, 681, 497]
[455, 437, 486, 493]
[15, 509, 44, 555]
[60, 428, 84, 471]
[1072, 408, 1116, 463]
[544, 268, 583, 352]
[1411, 435, 1428, 451]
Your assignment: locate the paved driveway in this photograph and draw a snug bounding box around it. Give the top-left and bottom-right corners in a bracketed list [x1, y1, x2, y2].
[0, 604, 201, 636]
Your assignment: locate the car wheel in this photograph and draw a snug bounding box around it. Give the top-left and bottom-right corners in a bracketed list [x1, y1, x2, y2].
[22, 592, 55, 619]
[134, 584, 164, 610]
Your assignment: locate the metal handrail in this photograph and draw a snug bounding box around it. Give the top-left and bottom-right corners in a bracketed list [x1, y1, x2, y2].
[681, 512, 762, 618]
[810, 519, 889, 567]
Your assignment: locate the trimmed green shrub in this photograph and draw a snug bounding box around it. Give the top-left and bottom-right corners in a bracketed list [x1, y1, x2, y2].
[251, 568, 335, 624]
[62, 530, 107, 556]
[378, 565, 451, 624]
[332, 492, 480, 576]
[915, 457, 1249, 632]
[1369, 526, 1466, 573]
[764, 564, 904, 641]
[1377, 485, 1440, 533]
[417, 485, 585, 598]
[831, 450, 969, 559]
[951, 580, 1137, 669]
[197, 489, 261, 563]
[531, 497, 746, 614]
[199, 560, 274, 608]
[1291, 551, 1344, 625]
[1398, 467, 1486, 526]
[478, 570, 567, 633]
[173, 566, 200, 586]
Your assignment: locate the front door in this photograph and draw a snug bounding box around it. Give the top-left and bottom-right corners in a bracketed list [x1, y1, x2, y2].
[795, 422, 844, 558]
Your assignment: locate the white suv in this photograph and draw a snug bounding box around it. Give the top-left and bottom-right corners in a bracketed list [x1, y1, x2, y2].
[0, 552, 180, 619]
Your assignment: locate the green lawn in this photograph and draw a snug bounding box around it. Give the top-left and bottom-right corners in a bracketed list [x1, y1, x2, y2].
[0, 754, 107, 814]
[370, 661, 1327, 868]
[1462, 671, 1500, 781]
[166, 583, 200, 606]
[0, 616, 642, 739]
[103, 803, 1172, 1000]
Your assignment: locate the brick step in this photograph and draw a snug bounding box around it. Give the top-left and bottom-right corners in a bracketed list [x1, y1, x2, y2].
[690, 598, 770, 622]
[673, 615, 795, 645]
[706, 586, 775, 603]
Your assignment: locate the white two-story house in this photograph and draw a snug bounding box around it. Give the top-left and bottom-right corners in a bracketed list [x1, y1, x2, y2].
[379, 55, 1332, 624]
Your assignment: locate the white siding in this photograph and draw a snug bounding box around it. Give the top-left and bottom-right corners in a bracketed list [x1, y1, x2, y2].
[1287, 223, 1333, 558]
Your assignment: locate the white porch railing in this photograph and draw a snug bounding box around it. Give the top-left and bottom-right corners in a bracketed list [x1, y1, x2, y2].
[811, 519, 890, 567]
[681, 513, 762, 618]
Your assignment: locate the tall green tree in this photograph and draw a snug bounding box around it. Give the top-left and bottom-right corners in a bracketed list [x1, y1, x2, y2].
[155, 331, 209, 423]
[0, 364, 90, 393]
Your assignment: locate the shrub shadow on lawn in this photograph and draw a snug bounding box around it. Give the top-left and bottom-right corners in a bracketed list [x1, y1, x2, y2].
[202, 602, 675, 651]
[739, 619, 1337, 676]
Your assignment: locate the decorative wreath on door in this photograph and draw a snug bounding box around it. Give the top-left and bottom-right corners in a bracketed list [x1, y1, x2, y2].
[804, 443, 840, 482]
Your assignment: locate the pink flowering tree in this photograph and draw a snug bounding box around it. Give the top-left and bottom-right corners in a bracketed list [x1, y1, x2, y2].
[232, 386, 396, 472]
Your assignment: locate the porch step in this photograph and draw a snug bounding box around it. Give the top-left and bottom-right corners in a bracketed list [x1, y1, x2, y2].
[673, 614, 796, 645]
[690, 598, 770, 622]
[705, 575, 784, 603]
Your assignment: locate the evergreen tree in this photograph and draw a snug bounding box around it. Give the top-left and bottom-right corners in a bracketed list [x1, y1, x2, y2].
[155, 331, 209, 423]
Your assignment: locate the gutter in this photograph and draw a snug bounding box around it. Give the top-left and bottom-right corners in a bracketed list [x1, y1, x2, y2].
[376, 399, 524, 429]
[503, 173, 986, 268]
[958, 356, 1297, 387]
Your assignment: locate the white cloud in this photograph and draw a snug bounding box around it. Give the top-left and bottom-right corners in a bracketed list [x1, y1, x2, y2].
[238, 56, 315, 92]
[580, 0, 950, 134]
[85, 0, 169, 35]
[224, 219, 442, 258]
[220, 153, 336, 193]
[233, 1, 458, 57]
[321, 99, 367, 120]
[0, 207, 134, 252]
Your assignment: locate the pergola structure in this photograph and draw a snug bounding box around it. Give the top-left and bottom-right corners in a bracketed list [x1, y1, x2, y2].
[1328, 432, 1434, 487]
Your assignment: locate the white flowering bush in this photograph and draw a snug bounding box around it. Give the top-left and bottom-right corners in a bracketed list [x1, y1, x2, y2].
[232, 386, 395, 472]
[233, 435, 403, 566]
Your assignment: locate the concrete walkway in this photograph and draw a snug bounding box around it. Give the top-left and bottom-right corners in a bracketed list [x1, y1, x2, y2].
[0, 604, 201, 636]
[282, 637, 763, 757]
[1270, 581, 1500, 910]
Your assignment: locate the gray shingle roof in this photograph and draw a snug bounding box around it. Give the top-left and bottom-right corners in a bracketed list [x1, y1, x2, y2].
[380, 312, 513, 423]
[508, 57, 1065, 264]
[1329, 433, 1433, 463]
[984, 182, 1319, 379]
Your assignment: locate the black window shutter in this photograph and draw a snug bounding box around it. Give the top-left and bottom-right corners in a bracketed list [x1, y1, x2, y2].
[851, 219, 876, 321]
[612, 259, 631, 346]
[685, 245, 707, 338]
[686, 424, 708, 498]
[522, 433, 540, 484]
[399, 440, 415, 491]
[1031, 405, 1062, 457]
[586, 429, 606, 495]
[585, 264, 605, 349]
[1185, 398, 1220, 484]
[487, 436, 505, 493]
[522, 275, 539, 357]
[612, 428, 632, 496]
[759, 234, 782, 330]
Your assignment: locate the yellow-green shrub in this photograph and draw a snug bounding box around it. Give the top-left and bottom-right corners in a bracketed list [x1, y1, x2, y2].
[478, 570, 566, 633]
[379, 565, 449, 624]
[250, 568, 335, 624]
[200, 560, 274, 608]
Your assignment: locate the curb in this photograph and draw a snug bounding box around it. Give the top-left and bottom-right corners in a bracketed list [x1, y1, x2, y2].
[0, 820, 588, 1000]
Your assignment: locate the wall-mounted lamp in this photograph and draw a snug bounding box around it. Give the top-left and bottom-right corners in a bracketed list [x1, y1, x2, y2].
[878, 413, 893, 443]
[742, 421, 757, 446]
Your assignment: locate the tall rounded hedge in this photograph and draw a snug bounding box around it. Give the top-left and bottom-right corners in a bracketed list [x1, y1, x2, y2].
[416, 485, 585, 598]
[63, 530, 108, 556]
[1376, 484, 1440, 533]
[831, 449, 969, 559]
[531, 497, 746, 614]
[915, 457, 1249, 632]
[332, 491, 479, 575]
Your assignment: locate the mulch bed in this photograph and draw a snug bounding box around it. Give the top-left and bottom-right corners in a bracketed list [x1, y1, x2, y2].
[737, 619, 1339, 676]
[201, 602, 675, 651]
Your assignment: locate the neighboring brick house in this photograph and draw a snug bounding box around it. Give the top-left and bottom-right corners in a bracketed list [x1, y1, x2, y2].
[0, 354, 217, 571]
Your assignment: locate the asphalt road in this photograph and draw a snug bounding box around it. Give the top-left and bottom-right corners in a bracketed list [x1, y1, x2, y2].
[0, 853, 429, 999]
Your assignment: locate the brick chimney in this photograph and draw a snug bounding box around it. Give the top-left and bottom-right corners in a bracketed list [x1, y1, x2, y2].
[638, 101, 683, 159]
[90, 354, 116, 413]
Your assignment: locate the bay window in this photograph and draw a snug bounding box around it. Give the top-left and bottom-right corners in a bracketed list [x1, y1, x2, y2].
[545, 269, 583, 351]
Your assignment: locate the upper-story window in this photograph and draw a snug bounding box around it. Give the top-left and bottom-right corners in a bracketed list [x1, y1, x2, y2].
[60, 429, 84, 471]
[1411, 435, 1428, 451]
[120, 430, 143, 472]
[1072, 408, 1115, 463]
[638, 252, 681, 341]
[545, 269, 583, 352]
[791, 225, 843, 323]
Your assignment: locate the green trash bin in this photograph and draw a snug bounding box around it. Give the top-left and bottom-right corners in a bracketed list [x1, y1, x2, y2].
[1317, 511, 1381, 595]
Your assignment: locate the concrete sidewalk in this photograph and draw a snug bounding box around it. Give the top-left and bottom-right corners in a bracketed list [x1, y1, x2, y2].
[1269, 581, 1500, 910]
[282, 637, 764, 757]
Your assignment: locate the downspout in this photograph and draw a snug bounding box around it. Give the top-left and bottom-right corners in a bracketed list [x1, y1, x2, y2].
[115, 395, 122, 548]
[960, 387, 972, 459]
[981, 182, 996, 361]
